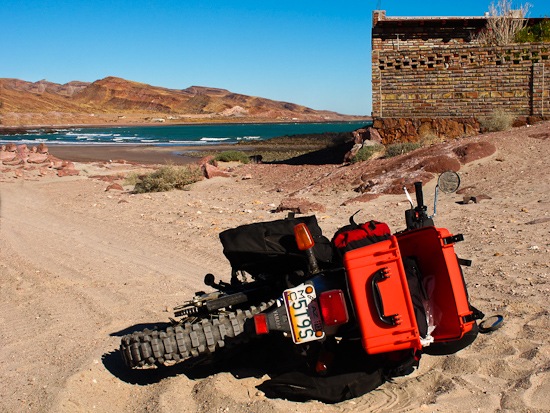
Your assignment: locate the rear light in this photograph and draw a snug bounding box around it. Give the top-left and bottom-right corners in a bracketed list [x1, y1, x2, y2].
[253, 313, 269, 335]
[294, 223, 315, 250]
[319, 289, 349, 327]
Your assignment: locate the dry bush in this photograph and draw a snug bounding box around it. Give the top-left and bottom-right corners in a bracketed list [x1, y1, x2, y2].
[132, 165, 203, 193]
[419, 132, 444, 146]
[479, 110, 515, 132]
[384, 142, 422, 158]
[214, 150, 250, 163]
[351, 144, 385, 163]
[475, 0, 531, 45]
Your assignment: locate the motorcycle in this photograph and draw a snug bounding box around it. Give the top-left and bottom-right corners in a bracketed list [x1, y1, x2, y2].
[120, 172, 499, 401]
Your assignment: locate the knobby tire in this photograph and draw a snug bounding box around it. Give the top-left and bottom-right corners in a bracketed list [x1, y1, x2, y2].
[120, 301, 273, 368]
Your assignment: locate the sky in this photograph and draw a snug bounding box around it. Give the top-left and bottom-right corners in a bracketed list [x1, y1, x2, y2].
[2, 1, 550, 116]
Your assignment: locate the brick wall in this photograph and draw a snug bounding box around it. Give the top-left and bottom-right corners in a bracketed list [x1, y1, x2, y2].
[372, 11, 550, 119]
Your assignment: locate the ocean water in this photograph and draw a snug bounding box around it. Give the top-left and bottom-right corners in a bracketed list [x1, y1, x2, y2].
[0, 122, 370, 146]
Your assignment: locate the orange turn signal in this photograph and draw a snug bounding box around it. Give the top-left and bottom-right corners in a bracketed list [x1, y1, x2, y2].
[294, 223, 315, 251]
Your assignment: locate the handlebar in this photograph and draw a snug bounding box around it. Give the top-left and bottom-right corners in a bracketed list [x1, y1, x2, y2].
[404, 181, 434, 230]
[414, 182, 424, 209]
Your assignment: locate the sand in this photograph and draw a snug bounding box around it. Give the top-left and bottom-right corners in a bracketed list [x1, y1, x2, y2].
[0, 122, 548, 413]
[46, 144, 205, 165]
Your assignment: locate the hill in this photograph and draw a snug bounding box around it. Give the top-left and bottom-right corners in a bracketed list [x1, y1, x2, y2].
[0, 76, 365, 127]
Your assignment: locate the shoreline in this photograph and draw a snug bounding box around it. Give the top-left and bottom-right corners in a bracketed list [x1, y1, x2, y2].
[1, 121, 368, 164]
[46, 144, 229, 165]
[0, 118, 372, 135]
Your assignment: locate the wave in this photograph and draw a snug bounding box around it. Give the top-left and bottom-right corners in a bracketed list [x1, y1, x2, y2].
[237, 136, 261, 141]
[66, 132, 115, 138]
[168, 140, 209, 145]
[200, 137, 231, 142]
[112, 136, 141, 142]
[0, 138, 49, 144]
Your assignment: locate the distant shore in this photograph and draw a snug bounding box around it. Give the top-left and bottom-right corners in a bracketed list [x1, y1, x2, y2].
[47, 144, 236, 165]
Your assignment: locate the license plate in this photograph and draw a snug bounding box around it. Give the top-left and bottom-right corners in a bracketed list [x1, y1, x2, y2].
[283, 284, 325, 344]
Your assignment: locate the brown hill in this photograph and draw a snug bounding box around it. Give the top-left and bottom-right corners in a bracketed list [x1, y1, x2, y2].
[0, 76, 365, 127]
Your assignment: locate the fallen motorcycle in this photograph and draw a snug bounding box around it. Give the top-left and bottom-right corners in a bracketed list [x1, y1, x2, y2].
[120, 172, 500, 402]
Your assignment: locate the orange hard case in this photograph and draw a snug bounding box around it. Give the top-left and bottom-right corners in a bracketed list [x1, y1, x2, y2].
[344, 226, 475, 355]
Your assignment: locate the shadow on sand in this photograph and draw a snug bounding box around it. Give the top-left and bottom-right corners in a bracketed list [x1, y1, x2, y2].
[103, 331, 301, 386]
[103, 326, 399, 403]
[269, 141, 353, 165]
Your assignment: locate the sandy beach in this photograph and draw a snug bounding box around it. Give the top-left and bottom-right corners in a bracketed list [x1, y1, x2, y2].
[46, 144, 207, 165]
[0, 122, 549, 412]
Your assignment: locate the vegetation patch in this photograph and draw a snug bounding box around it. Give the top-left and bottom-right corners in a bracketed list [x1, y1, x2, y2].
[479, 110, 515, 132]
[124, 172, 141, 187]
[129, 165, 203, 193]
[384, 142, 422, 158]
[419, 132, 444, 146]
[351, 144, 385, 163]
[474, 1, 531, 46]
[213, 150, 250, 163]
[516, 19, 550, 42]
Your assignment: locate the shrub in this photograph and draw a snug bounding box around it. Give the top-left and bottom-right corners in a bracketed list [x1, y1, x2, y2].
[133, 165, 203, 193]
[385, 142, 422, 158]
[479, 110, 515, 132]
[124, 172, 141, 186]
[351, 144, 384, 163]
[214, 150, 250, 163]
[516, 19, 550, 42]
[474, 0, 531, 46]
[419, 132, 443, 146]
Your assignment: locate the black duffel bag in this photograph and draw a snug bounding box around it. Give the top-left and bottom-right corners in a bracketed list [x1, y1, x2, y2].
[219, 215, 333, 277]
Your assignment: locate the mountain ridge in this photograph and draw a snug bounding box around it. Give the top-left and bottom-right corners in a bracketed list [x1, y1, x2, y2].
[0, 76, 367, 127]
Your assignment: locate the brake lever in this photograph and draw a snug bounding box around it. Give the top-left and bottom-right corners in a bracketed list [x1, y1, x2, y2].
[403, 186, 414, 209]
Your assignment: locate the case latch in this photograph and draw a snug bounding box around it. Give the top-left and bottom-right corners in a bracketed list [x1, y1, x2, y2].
[443, 234, 464, 245]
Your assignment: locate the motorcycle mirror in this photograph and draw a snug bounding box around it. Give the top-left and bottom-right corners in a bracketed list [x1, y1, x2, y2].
[437, 171, 461, 194]
[431, 171, 461, 219]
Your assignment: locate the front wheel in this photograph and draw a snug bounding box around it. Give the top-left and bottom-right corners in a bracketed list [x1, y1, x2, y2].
[120, 301, 273, 368]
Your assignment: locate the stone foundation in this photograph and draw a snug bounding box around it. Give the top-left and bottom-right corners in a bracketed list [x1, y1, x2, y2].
[372, 117, 480, 144]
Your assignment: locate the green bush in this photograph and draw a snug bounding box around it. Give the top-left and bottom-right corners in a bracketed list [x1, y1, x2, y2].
[133, 165, 203, 193]
[214, 150, 250, 163]
[124, 172, 141, 186]
[516, 19, 550, 42]
[351, 144, 385, 163]
[479, 110, 515, 132]
[385, 142, 422, 158]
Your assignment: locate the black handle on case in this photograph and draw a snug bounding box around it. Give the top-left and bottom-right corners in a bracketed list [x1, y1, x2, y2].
[371, 269, 398, 326]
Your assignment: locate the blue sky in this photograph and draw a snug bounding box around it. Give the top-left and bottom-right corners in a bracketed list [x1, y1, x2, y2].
[2, 1, 549, 116]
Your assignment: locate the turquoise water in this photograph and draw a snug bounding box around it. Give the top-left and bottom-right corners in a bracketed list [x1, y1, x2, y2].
[0, 121, 370, 146]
